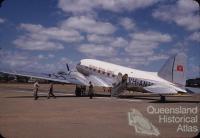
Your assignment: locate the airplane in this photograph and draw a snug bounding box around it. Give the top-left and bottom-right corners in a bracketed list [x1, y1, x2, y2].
[0, 53, 187, 102]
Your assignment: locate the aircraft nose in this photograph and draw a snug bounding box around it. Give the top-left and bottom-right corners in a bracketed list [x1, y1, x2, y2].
[76, 64, 81, 72]
[76, 64, 89, 76]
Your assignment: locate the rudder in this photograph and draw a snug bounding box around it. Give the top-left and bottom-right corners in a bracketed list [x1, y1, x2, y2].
[158, 53, 187, 86]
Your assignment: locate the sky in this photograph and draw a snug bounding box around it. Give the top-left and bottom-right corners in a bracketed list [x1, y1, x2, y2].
[0, 0, 199, 79]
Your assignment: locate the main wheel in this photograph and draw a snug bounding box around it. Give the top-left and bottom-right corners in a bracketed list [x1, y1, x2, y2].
[75, 85, 82, 97]
[160, 95, 166, 103]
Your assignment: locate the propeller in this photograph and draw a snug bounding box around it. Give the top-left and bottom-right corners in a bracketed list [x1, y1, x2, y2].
[66, 63, 70, 72]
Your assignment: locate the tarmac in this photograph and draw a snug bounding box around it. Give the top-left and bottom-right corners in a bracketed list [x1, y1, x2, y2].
[0, 83, 200, 138]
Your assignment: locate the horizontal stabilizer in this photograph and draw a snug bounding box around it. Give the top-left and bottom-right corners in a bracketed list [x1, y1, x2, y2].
[144, 85, 178, 94]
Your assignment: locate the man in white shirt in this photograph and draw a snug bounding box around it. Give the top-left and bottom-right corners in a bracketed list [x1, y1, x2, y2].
[33, 81, 39, 100]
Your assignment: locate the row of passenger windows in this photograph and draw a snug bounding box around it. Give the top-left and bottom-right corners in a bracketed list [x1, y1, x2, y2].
[85, 66, 115, 77]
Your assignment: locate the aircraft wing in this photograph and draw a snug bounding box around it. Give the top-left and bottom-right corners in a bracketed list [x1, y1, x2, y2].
[143, 84, 187, 94]
[0, 68, 115, 87]
[87, 75, 113, 87]
[0, 69, 88, 85]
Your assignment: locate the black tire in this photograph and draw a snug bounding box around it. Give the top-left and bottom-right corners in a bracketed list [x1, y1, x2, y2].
[75, 86, 82, 97]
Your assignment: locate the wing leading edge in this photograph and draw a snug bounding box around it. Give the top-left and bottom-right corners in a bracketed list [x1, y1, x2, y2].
[0, 69, 88, 85]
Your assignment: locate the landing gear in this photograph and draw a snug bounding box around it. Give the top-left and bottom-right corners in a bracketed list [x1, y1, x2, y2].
[75, 85, 82, 97]
[75, 85, 86, 97]
[160, 95, 166, 103]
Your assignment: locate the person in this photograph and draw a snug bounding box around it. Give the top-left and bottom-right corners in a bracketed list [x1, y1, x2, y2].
[48, 82, 56, 99]
[115, 72, 122, 86]
[122, 74, 128, 88]
[33, 81, 39, 100]
[122, 74, 128, 83]
[88, 81, 94, 99]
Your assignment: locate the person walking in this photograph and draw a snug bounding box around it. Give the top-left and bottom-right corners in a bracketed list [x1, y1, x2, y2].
[47, 82, 56, 99]
[88, 81, 94, 99]
[33, 81, 39, 100]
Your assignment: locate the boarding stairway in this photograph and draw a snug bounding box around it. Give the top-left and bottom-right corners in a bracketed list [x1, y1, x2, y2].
[111, 74, 128, 97]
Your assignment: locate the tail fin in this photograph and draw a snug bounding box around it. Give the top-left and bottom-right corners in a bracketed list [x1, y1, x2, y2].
[158, 53, 187, 86]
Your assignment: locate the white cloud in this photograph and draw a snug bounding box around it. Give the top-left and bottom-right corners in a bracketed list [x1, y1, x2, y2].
[188, 32, 200, 42]
[58, 0, 158, 13]
[125, 40, 156, 56]
[80, 29, 171, 67]
[0, 17, 5, 23]
[131, 31, 172, 42]
[81, 34, 128, 58]
[38, 54, 45, 59]
[87, 34, 113, 43]
[20, 23, 84, 43]
[152, 0, 200, 31]
[0, 51, 37, 67]
[14, 23, 84, 51]
[61, 16, 116, 35]
[107, 56, 148, 67]
[148, 54, 168, 61]
[121, 30, 172, 66]
[37, 54, 55, 59]
[0, 50, 74, 72]
[188, 59, 200, 78]
[119, 17, 135, 30]
[14, 36, 64, 51]
[78, 44, 116, 57]
[87, 34, 128, 47]
[48, 54, 55, 58]
[110, 37, 129, 47]
[126, 31, 172, 56]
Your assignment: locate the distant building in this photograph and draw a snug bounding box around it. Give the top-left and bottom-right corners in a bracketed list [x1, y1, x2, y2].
[186, 78, 200, 87]
[0, 73, 49, 83]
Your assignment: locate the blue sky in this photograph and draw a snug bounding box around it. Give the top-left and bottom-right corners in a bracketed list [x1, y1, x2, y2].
[0, 0, 199, 79]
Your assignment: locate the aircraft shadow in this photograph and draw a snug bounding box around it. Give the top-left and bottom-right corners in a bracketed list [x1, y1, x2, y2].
[3, 93, 200, 103]
[0, 133, 5, 138]
[150, 100, 200, 103]
[4, 95, 76, 99]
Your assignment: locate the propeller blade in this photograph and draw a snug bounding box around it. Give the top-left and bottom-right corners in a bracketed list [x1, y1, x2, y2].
[66, 64, 70, 71]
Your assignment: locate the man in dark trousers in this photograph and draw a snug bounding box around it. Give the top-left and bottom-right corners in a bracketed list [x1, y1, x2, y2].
[33, 81, 39, 100]
[47, 82, 56, 99]
[88, 81, 94, 99]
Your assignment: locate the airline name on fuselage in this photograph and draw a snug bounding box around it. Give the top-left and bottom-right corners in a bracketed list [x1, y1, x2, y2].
[127, 77, 154, 87]
[86, 64, 154, 87]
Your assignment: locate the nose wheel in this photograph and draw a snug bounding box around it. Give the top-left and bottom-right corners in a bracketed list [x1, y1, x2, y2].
[160, 95, 166, 103]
